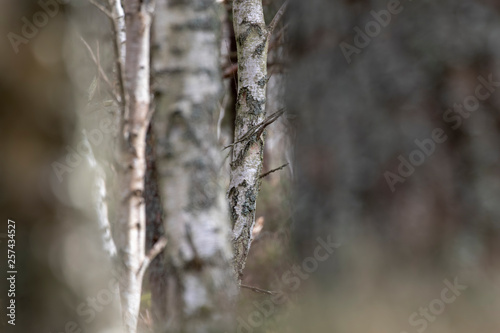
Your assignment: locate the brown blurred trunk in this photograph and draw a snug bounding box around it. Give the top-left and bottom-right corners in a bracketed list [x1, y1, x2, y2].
[145, 124, 167, 328]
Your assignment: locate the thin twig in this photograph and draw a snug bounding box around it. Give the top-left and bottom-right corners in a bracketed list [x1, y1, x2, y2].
[79, 36, 120, 104]
[88, 0, 113, 19]
[260, 163, 289, 179]
[241, 284, 277, 295]
[223, 108, 286, 150]
[223, 63, 238, 79]
[96, 41, 101, 98]
[137, 236, 168, 277]
[267, 0, 289, 37]
[269, 22, 289, 52]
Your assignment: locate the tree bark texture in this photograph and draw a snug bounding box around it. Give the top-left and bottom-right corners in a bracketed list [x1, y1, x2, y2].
[229, 0, 270, 279]
[152, 1, 237, 332]
[115, 1, 154, 332]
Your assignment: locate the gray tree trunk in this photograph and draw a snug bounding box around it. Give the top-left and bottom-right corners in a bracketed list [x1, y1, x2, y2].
[229, 0, 270, 279]
[152, 1, 237, 332]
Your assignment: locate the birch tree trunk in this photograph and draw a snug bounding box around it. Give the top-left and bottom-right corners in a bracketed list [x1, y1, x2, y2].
[152, 1, 237, 331]
[82, 130, 118, 260]
[108, 0, 126, 106]
[115, 1, 154, 332]
[229, 0, 270, 279]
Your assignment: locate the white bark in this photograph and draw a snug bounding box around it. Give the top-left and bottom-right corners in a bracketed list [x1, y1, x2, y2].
[114, 1, 154, 332]
[152, 1, 237, 331]
[108, 0, 126, 105]
[108, 0, 126, 66]
[82, 130, 117, 260]
[229, 0, 269, 279]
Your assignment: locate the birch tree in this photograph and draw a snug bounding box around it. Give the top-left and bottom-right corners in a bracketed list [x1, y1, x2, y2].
[93, 0, 163, 332]
[152, 0, 237, 331]
[229, 0, 288, 278]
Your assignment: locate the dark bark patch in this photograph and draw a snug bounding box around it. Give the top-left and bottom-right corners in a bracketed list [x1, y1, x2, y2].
[170, 46, 185, 56]
[237, 23, 264, 45]
[172, 17, 216, 31]
[246, 92, 264, 115]
[237, 86, 265, 116]
[230, 140, 253, 168]
[229, 186, 239, 223]
[186, 159, 217, 211]
[184, 258, 204, 271]
[242, 188, 256, 216]
[253, 42, 266, 57]
[257, 76, 267, 87]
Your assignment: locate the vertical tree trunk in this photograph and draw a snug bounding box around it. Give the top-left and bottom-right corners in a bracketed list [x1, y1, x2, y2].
[152, 1, 237, 332]
[108, 0, 126, 108]
[229, 0, 269, 279]
[115, 1, 154, 332]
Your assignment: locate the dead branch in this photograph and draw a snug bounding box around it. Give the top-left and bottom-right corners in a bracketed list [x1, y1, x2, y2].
[241, 284, 277, 295]
[88, 0, 113, 19]
[260, 163, 289, 179]
[223, 108, 286, 150]
[267, 0, 289, 37]
[79, 36, 120, 104]
[137, 236, 167, 278]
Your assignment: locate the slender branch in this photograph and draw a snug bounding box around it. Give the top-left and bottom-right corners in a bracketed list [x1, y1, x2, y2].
[269, 22, 289, 51]
[267, 0, 289, 37]
[79, 37, 120, 104]
[241, 284, 277, 295]
[89, 0, 113, 19]
[231, 0, 273, 280]
[223, 108, 286, 150]
[260, 163, 289, 179]
[137, 236, 167, 278]
[223, 63, 238, 79]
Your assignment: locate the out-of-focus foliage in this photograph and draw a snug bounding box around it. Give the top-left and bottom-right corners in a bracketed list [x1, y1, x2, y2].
[287, 0, 500, 332]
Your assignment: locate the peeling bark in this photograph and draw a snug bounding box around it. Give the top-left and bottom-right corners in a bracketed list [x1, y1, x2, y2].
[152, 1, 237, 332]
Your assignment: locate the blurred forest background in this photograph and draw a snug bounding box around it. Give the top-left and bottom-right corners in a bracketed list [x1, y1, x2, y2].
[3, 0, 500, 332]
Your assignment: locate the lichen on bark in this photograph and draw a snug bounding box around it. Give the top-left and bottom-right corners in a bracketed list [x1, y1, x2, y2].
[229, 0, 271, 279]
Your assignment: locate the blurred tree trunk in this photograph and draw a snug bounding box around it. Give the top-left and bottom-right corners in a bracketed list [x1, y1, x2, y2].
[84, 130, 118, 260]
[288, 0, 500, 269]
[152, 1, 237, 332]
[288, 0, 500, 331]
[0, 4, 76, 331]
[0, 1, 122, 333]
